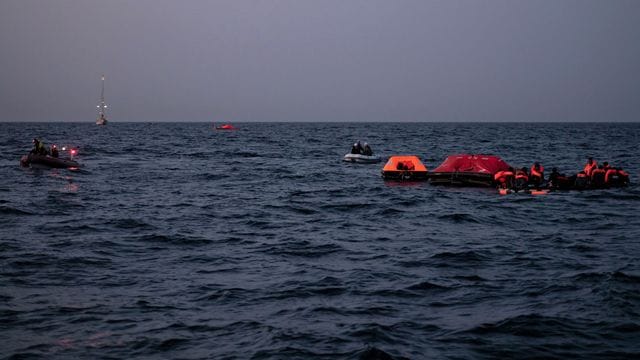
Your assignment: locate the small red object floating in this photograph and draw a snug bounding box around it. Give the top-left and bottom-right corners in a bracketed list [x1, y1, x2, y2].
[215, 124, 236, 130]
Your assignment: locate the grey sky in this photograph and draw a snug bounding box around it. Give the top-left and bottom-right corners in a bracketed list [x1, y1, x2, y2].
[1, 0, 639, 122]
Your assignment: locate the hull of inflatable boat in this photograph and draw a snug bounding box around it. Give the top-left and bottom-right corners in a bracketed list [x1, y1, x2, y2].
[343, 153, 381, 163]
[21, 154, 80, 169]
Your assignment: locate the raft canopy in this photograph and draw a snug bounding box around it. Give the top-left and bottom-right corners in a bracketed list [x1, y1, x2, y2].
[382, 155, 428, 172]
[429, 154, 511, 186]
[381, 155, 429, 181]
[432, 154, 510, 174]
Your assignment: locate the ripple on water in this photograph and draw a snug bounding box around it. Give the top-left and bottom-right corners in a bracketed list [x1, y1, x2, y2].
[2, 122, 639, 359]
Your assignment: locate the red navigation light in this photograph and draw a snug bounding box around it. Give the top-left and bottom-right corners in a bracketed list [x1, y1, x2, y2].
[71, 149, 77, 155]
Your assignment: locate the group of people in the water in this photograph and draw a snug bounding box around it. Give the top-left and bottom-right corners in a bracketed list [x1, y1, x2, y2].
[494, 157, 630, 191]
[350, 140, 373, 156]
[30, 138, 59, 158]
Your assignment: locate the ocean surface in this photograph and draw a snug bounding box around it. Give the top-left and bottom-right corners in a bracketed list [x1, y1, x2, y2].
[1, 122, 639, 359]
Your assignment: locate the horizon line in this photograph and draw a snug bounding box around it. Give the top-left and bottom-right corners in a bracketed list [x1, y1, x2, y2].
[2, 120, 639, 124]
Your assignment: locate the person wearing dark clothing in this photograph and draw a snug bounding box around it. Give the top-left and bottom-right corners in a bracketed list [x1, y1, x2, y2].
[351, 141, 363, 154]
[50, 144, 59, 158]
[515, 167, 529, 190]
[362, 143, 373, 156]
[350, 143, 360, 154]
[548, 167, 571, 189]
[548, 167, 560, 186]
[31, 138, 48, 155]
[31, 138, 39, 154]
[574, 171, 589, 189]
[591, 165, 606, 188]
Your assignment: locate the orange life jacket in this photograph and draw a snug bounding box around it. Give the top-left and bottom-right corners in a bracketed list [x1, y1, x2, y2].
[530, 165, 544, 179]
[591, 168, 605, 181]
[494, 170, 514, 182]
[403, 161, 415, 171]
[577, 172, 587, 178]
[584, 161, 597, 177]
[605, 169, 618, 183]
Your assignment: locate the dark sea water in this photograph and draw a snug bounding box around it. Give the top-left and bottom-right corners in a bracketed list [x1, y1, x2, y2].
[1, 122, 639, 359]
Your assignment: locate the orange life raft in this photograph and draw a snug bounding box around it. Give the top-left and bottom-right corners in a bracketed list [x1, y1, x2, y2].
[381, 156, 428, 181]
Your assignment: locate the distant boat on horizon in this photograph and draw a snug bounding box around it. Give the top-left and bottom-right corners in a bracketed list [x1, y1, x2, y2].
[214, 123, 236, 130]
[96, 75, 108, 125]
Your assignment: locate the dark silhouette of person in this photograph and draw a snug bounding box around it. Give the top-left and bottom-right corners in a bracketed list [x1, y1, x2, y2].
[50, 144, 59, 158]
[362, 143, 373, 156]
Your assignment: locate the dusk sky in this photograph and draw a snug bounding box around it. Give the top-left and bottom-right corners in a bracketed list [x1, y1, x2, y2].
[1, 0, 639, 122]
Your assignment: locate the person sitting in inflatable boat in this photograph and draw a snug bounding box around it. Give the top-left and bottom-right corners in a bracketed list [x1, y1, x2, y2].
[605, 167, 629, 187]
[548, 168, 573, 190]
[50, 144, 59, 158]
[396, 160, 415, 171]
[529, 162, 545, 188]
[590, 165, 607, 188]
[31, 138, 49, 156]
[351, 141, 363, 154]
[494, 167, 515, 189]
[514, 167, 529, 191]
[362, 143, 373, 156]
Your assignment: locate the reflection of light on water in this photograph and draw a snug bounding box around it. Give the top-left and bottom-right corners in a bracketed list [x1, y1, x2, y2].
[62, 174, 79, 192]
[65, 181, 79, 192]
[49, 170, 79, 192]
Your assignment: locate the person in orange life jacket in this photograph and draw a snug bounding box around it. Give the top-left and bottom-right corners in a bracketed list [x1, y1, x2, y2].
[515, 167, 529, 190]
[529, 162, 544, 187]
[396, 160, 414, 171]
[605, 167, 630, 186]
[604, 166, 618, 185]
[584, 157, 597, 177]
[494, 167, 515, 189]
[403, 161, 415, 170]
[616, 168, 630, 185]
[590, 165, 606, 188]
